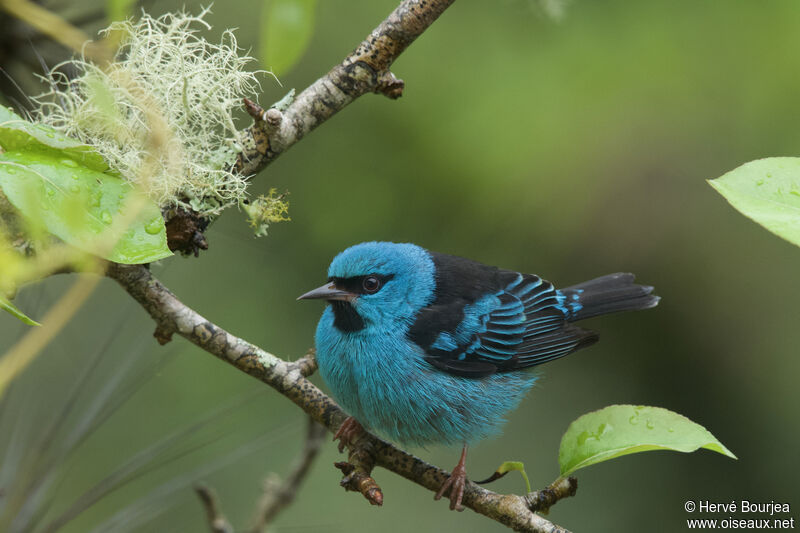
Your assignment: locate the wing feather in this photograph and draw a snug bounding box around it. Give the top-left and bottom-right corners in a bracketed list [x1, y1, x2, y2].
[420, 273, 598, 378]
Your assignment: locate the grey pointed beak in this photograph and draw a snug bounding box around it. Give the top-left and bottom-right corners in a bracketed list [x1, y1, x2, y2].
[297, 282, 355, 302]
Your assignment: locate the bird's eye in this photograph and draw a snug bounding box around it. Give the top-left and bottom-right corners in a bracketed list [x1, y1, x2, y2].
[362, 275, 381, 294]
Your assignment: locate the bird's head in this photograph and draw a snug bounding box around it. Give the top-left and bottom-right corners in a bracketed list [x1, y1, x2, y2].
[298, 242, 435, 332]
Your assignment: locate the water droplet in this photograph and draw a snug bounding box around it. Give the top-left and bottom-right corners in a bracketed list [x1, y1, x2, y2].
[629, 415, 639, 425]
[45, 132, 55, 139]
[668, 427, 675, 433]
[577, 422, 613, 447]
[790, 190, 800, 197]
[46, 187, 55, 197]
[69, 184, 80, 193]
[90, 193, 102, 207]
[71, 174, 80, 180]
[767, 173, 773, 178]
[144, 217, 164, 235]
[100, 210, 112, 225]
[6, 167, 16, 174]
[646, 420, 655, 430]
[60, 158, 78, 168]
[756, 179, 764, 186]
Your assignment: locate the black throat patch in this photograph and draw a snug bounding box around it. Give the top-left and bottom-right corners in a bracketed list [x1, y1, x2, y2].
[331, 301, 365, 332]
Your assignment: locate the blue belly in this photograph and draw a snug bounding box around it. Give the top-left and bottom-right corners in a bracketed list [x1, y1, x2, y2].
[315, 307, 537, 447]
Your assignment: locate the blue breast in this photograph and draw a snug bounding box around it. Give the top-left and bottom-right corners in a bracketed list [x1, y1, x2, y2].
[315, 305, 537, 447]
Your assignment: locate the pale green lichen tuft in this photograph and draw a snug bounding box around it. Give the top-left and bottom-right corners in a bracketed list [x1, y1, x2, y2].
[32, 9, 267, 217]
[242, 189, 290, 237]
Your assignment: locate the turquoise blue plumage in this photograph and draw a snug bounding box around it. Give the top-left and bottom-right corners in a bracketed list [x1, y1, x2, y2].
[300, 241, 659, 509]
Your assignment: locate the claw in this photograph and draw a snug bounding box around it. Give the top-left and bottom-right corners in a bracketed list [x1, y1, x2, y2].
[333, 416, 364, 453]
[434, 445, 468, 511]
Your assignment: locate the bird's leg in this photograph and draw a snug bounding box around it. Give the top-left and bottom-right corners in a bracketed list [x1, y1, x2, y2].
[333, 416, 364, 453]
[434, 444, 468, 511]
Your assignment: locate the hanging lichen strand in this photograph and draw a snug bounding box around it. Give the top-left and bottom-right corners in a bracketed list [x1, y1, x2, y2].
[32, 9, 266, 218]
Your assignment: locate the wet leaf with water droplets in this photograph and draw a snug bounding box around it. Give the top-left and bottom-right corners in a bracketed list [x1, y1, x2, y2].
[0, 151, 171, 264]
[0, 106, 107, 171]
[144, 217, 165, 235]
[558, 405, 736, 477]
[709, 157, 800, 248]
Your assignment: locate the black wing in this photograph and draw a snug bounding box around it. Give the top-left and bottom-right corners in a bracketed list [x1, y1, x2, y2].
[408, 253, 598, 378]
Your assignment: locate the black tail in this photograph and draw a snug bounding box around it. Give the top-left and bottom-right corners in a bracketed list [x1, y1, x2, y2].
[562, 273, 659, 322]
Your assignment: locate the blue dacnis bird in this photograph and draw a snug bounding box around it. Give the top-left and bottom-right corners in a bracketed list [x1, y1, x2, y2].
[299, 242, 659, 510]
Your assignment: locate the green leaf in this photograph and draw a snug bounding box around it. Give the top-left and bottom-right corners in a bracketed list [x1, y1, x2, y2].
[107, 0, 137, 22]
[0, 106, 108, 172]
[0, 151, 172, 264]
[476, 460, 532, 493]
[709, 157, 800, 248]
[0, 295, 40, 326]
[558, 405, 736, 477]
[260, 0, 317, 77]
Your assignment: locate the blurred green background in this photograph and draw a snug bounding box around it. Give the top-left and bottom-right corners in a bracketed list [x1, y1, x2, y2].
[2, 0, 800, 531]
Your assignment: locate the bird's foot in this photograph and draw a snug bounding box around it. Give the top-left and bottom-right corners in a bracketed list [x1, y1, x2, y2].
[434, 445, 469, 511]
[333, 416, 364, 453]
[434, 463, 467, 511]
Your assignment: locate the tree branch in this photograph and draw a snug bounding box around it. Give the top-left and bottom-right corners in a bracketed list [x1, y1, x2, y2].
[106, 263, 575, 532]
[165, 0, 455, 254]
[335, 432, 384, 506]
[234, 0, 455, 176]
[525, 477, 578, 514]
[194, 484, 233, 533]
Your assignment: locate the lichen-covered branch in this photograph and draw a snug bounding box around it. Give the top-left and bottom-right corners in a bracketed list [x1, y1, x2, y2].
[106, 263, 575, 532]
[234, 0, 455, 176]
[106, 263, 327, 417]
[165, 0, 455, 254]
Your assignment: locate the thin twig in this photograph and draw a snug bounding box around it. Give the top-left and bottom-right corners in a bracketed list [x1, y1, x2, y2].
[334, 423, 383, 506]
[234, 0, 455, 176]
[525, 477, 578, 514]
[249, 417, 327, 532]
[194, 484, 233, 533]
[106, 263, 574, 533]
